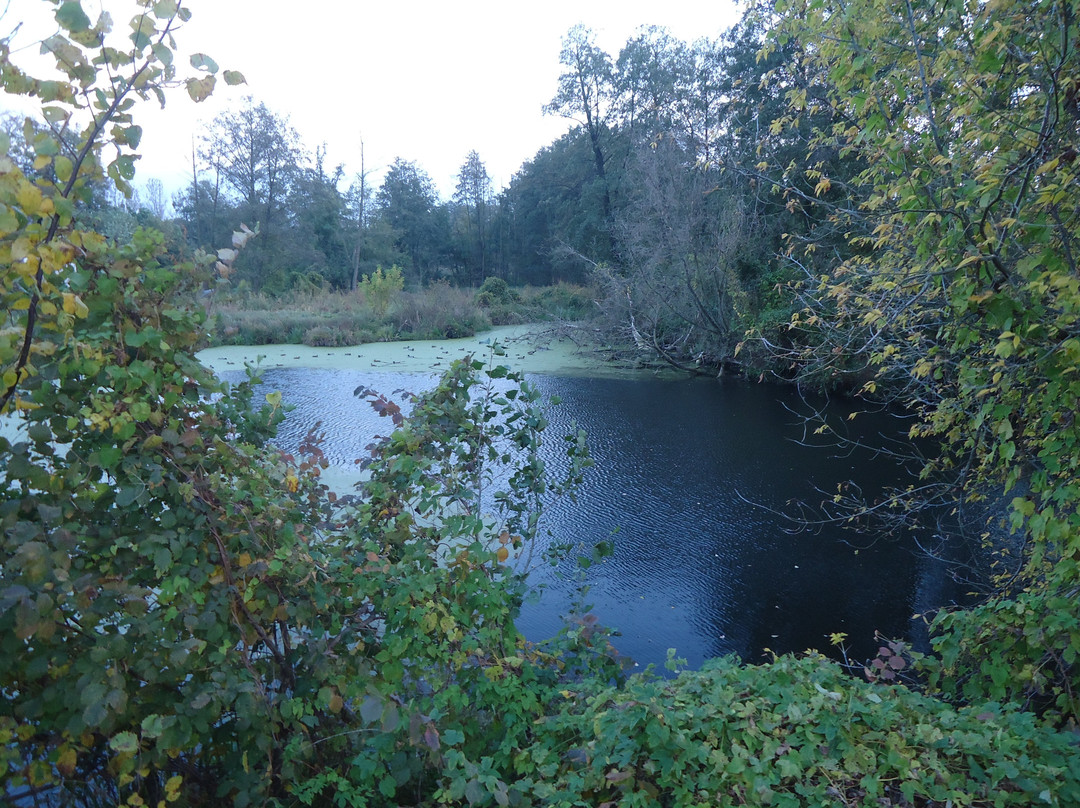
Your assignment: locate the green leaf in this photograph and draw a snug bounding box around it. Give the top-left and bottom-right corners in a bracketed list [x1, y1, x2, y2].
[190, 53, 219, 74]
[151, 42, 174, 66]
[360, 695, 382, 725]
[109, 731, 139, 754]
[55, 155, 74, 183]
[129, 14, 156, 50]
[83, 699, 108, 728]
[140, 714, 166, 739]
[123, 125, 143, 149]
[55, 1, 92, 33]
[223, 70, 246, 86]
[115, 486, 141, 507]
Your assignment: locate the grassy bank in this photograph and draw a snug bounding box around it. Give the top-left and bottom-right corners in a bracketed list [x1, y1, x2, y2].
[203, 280, 595, 347]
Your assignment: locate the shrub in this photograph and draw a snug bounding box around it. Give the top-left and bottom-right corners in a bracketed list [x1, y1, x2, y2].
[519, 654, 1080, 807]
[359, 264, 405, 316]
[523, 282, 595, 320]
[302, 325, 355, 347]
[476, 276, 519, 308]
[391, 282, 491, 339]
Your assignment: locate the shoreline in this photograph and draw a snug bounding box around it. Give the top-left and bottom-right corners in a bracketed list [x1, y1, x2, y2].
[196, 324, 679, 380]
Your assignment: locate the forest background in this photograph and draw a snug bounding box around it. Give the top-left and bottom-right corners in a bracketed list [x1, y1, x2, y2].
[1, 0, 1079, 806]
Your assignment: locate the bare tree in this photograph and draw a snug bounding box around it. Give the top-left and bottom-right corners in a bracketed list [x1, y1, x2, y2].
[143, 177, 166, 219]
[600, 138, 753, 371]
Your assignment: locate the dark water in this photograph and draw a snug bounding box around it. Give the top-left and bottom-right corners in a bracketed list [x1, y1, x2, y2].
[232, 367, 973, 671]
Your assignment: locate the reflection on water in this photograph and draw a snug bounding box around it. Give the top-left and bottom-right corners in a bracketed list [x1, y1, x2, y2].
[229, 367, 974, 671]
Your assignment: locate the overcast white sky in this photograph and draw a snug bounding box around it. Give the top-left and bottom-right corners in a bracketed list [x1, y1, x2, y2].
[5, 0, 741, 205]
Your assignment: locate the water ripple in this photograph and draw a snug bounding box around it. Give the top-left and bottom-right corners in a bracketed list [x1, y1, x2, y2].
[221, 368, 972, 670]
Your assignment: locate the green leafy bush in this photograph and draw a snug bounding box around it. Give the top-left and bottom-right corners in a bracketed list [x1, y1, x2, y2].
[523, 655, 1080, 807]
[477, 276, 519, 308]
[359, 264, 405, 316]
[524, 282, 594, 320]
[923, 589, 1080, 724]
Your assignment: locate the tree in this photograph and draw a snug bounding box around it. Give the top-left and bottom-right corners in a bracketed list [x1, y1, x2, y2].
[198, 97, 300, 289]
[546, 25, 617, 232]
[374, 157, 444, 284]
[763, 0, 1080, 719]
[602, 138, 754, 371]
[613, 26, 686, 139]
[453, 150, 493, 284]
[498, 131, 614, 284]
[143, 177, 166, 219]
[202, 97, 299, 216]
[345, 136, 380, 290]
[285, 145, 351, 289]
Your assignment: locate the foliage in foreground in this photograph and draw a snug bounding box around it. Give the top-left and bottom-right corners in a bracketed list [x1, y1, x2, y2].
[758, 0, 1080, 725]
[2, 1, 1079, 806]
[1, 227, 1076, 806]
[529, 655, 1079, 808]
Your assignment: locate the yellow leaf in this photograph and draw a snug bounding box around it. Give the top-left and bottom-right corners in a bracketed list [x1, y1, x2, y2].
[57, 746, 77, 776]
[12, 236, 33, 261]
[1036, 157, 1059, 175]
[16, 183, 44, 216]
[62, 292, 88, 318]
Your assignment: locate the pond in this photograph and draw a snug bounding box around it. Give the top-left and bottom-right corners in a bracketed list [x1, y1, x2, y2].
[206, 332, 975, 672]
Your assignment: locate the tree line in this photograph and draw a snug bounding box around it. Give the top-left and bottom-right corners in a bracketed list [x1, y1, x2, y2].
[160, 18, 846, 372]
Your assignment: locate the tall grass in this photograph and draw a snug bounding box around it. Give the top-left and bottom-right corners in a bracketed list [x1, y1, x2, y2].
[204, 281, 595, 347]
[206, 285, 489, 347]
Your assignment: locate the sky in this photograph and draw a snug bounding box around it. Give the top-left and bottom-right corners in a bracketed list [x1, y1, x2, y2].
[4, 0, 742, 206]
